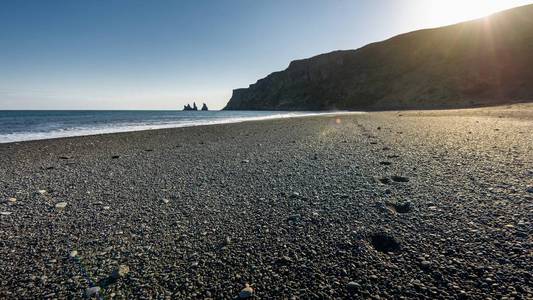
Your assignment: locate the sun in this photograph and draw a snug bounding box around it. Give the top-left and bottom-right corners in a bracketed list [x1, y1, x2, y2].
[413, 0, 533, 27]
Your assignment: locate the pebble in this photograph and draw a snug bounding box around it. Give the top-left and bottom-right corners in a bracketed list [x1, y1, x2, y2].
[239, 284, 254, 299]
[391, 175, 409, 182]
[369, 232, 401, 252]
[376, 177, 391, 184]
[85, 286, 101, 298]
[38, 190, 47, 195]
[347, 281, 360, 291]
[8, 197, 16, 203]
[421, 260, 431, 268]
[103, 206, 110, 210]
[278, 255, 292, 264]
[162, 198, 170, 204]
[289, 192, 300, 198]
[111, 265, 130, 279]
[393, 201, 412, 213]
[1, 211, 12, 216]
[527, 186, 533, 193]
[55, 202, 68, 209]
[69, 250, 78, 258]
[287, 214, 301, 222]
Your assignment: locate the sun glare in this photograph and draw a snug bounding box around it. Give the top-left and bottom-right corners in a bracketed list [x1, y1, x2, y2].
[413, 0, 532, 27]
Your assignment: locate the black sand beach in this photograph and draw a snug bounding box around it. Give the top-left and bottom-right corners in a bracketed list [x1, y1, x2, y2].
[1, 105, 532, 299]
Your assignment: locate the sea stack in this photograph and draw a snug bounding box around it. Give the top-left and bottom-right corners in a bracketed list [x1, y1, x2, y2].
[201, 103, 208, 111]
[183, 102, 199, 111]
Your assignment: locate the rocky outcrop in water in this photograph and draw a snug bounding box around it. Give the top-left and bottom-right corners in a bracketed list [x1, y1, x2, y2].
[201, 103, 209, 111]
[224, 5, 533, 111]
[183, 102, 199, 111]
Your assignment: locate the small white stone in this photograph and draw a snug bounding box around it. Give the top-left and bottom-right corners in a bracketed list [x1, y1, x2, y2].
[85, 286, 101, 297]
[55, 202, 68, 209]
[38, 190, 47, 195]
[162, 198, 170, 204]
[69, 250, 78, 258]
[117, 264, 130, 276]
[103, 206, 110, 210]
[111, 265, 130, 279]
[0, 211, 12, 216]
[7, 197, 16, 203]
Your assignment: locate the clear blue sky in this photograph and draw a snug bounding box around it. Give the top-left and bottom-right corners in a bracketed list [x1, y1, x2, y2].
[1, 0, 531, 110]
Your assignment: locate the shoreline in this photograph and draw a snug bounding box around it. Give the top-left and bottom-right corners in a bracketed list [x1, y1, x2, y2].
[3, 102, 533, 145]
[0, 111, 364, 145]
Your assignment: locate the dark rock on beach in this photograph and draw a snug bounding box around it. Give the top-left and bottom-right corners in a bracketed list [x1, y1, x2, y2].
[369, 232, 401, 253]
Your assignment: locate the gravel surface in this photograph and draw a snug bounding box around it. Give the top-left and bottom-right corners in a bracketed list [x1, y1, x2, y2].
[0, 105, 532, 299]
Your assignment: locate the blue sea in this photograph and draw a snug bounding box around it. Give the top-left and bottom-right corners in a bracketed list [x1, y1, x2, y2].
[0, 110, 345, 143]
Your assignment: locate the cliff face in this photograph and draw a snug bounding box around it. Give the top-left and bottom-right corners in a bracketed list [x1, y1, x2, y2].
[224, 5, 533, 110]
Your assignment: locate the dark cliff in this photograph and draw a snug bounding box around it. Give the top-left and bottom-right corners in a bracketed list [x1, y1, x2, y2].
[224, 5, 533, 110]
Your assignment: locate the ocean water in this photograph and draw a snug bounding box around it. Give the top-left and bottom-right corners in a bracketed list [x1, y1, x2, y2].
[0, 110, 348, 143]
